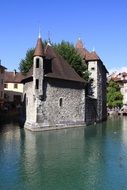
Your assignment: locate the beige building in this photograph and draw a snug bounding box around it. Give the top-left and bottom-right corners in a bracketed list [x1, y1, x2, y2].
[4, 71, 24, 105]
[0, 64, 6, 107]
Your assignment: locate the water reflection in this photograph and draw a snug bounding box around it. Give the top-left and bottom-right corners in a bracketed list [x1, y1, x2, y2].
[0, 119, 127, 189]
[20, 128, 86, 189]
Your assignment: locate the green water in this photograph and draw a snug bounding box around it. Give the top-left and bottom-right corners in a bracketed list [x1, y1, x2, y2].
[0, 117, 127, 190]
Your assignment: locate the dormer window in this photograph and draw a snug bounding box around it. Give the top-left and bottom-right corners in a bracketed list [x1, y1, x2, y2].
[36, 58, 40, 68]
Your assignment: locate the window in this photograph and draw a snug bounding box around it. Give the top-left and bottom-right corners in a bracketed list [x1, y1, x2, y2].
[14, 84, 18, 89]
[90, 78, 94, 83]
[4, 83, 8, 88]
[59, 98, 63, 107]
[1, 79, 3, 84]
[35, 79, 39, 89]
[36, 58, 40, 68]
[91, 67, 95, 71]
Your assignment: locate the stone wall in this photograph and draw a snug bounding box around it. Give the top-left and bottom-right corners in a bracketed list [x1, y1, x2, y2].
[87, 61, 98, 98]
[36, 79, 85, 127]
[23, 81, 37, 123]
[88, 60, 107, 122]
[97, 62, 107, 121]
[85, 96, 97, 125]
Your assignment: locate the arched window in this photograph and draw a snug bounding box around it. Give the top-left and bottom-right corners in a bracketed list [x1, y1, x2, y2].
[36, 58, 39, 68]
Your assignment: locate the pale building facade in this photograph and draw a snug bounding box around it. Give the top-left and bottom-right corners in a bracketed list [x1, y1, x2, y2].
[4, 71, 23, 105]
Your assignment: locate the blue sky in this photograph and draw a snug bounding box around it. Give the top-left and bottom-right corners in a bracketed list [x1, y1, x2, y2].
[0, 0, 127, 73]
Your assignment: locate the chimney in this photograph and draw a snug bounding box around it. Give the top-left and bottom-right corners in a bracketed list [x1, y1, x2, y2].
[14, 69, 17, 76]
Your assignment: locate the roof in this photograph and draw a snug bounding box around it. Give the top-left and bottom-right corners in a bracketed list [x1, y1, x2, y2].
[5, 71, 24, 83]
[76, 38, 108, 73]
[44, 45, 85, 83]
[76, 38, 100, 61]
[76, 39, 91, 60]
[22, 39, 85, 84]
[0, 65, 7, 70]
[86, 51, 100, 61]
[110, 72, 127, 82]
[33, 37, 44, 57]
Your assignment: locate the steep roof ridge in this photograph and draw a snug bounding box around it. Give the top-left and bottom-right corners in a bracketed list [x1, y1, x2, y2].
[33, 36, 44, 57]
[44, 44, 85, 83]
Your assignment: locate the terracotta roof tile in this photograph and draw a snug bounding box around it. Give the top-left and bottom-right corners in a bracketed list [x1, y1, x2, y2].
[76, 39, 108, 73]
[34, 37, 44, 57]
[5, 71, 24, 83]
[86, 51, 100, 61]
[44, 45, 85, 83]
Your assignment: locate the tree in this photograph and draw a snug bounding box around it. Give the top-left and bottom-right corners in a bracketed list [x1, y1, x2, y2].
[54, 41, 89, 81]
[19, 48, 35, 73]
[107, 80, 123, 108]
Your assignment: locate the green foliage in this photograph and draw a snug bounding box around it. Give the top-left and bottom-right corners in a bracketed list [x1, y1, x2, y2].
[19, 48, 35, 73]
[53, 41, 89, 81]
[107, 80, 123, 108]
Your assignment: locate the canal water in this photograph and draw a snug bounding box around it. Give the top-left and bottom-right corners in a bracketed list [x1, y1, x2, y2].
[0, 117, 127, 190]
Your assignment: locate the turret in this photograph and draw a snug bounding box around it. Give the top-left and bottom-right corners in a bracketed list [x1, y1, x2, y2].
[33, 34, 44, 99]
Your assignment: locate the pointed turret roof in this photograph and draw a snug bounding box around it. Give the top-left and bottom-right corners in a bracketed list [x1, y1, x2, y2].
[34, 35, 44, 57]
[75, 38, 90, 59]
[75, 38, 84, 49]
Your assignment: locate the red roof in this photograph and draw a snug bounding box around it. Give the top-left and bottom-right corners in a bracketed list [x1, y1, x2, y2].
[34, 37, 44, 57]
[76, 39, 100, 61]
[5, 71, 24, 83]
[75, 38, 108, 73]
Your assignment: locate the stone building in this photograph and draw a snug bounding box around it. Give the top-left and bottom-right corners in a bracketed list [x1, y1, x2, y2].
[22, 36, 86, 131]
[4, 70, 24, 106]
[76, 38, 108, 122]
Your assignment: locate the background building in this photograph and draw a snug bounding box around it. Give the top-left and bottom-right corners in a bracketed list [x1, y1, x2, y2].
[4, 70, 23, 107]
[108, 72, 127, 105]
[0, 62, 6, 108]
